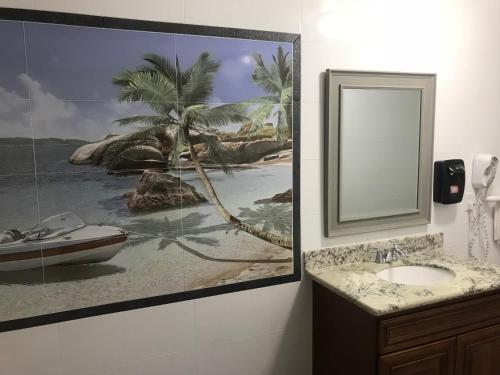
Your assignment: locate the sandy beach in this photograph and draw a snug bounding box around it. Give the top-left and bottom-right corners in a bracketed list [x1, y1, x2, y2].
[0, 146, 293, 321]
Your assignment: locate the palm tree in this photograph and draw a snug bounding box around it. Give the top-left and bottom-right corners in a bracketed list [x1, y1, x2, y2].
[108, 52, 292, 250]
[248, 46, 293, 138]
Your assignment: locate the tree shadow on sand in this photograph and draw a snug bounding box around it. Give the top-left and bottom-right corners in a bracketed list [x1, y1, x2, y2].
[0, 264, 126, 286]
[236, 203, 293, 237]
[0, 207, 294, 286]
[127, 211, 292, 264]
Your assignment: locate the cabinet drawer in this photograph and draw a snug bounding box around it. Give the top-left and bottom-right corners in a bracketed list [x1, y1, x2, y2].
[379, 337, 456, 375]
[379, 293, 500, 354]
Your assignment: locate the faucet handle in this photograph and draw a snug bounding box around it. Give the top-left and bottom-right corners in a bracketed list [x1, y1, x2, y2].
[394, 244, 407, 256]
[375, 249, 385, 263]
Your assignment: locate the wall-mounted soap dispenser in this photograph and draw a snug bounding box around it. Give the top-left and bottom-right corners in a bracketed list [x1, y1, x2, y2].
[433, 159, 465, 204]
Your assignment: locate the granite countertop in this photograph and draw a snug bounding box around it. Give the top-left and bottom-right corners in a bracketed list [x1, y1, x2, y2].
[305, 233, 500, 316]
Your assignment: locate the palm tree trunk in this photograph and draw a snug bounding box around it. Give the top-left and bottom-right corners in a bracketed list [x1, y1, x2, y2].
[185, 129, 293, 250]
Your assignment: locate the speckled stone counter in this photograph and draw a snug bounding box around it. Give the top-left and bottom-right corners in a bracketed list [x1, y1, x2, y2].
[305, 233, 500, 316]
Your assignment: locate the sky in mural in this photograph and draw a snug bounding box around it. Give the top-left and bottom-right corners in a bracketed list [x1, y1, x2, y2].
[0, 20, 293, 141]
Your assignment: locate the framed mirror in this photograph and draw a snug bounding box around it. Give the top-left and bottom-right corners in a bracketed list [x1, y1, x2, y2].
[324, 70, 436, 237]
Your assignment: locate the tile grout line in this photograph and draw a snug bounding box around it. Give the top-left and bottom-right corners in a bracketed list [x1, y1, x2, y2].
[0, 172, 39, 178]
[13, 98, 277, 103]
[173, 30, 199, 360]
[192, 326, 288, 352]
[22, 21, 47, 291]
[183, 0, 187, 24]
[173, 32, 187, 296]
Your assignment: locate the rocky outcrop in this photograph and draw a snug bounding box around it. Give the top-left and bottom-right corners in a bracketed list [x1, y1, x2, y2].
[70, 134, 126, 165]
[257, 149, 292, 163]
[109, 145, 166, 170]
[70, 131, 290, 170]
[255, 189, 292, 204]
[69, 129, 218, 170]
[263, 154, 279, 161]
[192, 138, 292, 164]
[125, 170, 207, 211]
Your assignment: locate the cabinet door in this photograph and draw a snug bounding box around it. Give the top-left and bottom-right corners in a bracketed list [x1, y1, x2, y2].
[456, 323, 500, 375]
[379, 338, 456, 375]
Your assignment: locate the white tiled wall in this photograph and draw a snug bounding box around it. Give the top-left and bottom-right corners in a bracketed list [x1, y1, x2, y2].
[2, 0, 500, 374]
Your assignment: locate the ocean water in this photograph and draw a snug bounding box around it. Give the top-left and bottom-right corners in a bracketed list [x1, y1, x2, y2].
[0, 144, 292, 235]
[0, 143, 294, 320]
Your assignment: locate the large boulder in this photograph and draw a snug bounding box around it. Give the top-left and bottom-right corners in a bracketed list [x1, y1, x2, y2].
[70, 134, 127, 165]
[71, 130, 220, 168]
[194, 138, 292, 164]
[109, 145, 166, 170]
[255, 189, 292, 204]
[70, 129, 175, 167]
[125, 170, 207, 211]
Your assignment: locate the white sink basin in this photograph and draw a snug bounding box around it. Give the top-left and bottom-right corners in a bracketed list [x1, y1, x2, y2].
[376, 265, 455, 286]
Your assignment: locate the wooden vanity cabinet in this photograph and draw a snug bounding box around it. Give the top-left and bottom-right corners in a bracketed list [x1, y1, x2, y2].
[313, 282, 500, 375]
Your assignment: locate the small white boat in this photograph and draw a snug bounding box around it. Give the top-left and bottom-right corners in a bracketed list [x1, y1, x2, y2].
[0, 212, 128, 271]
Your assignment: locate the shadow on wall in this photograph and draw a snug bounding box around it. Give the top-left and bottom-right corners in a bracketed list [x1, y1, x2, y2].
[271, 277, 313, 375]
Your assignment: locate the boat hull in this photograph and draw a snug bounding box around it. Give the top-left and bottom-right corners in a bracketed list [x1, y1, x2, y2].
[0, 231, 128, 271]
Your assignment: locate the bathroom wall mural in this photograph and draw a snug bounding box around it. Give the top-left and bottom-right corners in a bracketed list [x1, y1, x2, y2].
[0, 9, 300, 331]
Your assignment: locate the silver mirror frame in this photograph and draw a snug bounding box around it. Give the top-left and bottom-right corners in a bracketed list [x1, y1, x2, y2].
[324, 70, 436, 237]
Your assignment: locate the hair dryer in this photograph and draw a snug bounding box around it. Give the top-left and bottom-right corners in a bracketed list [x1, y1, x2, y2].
[468, 154, 499, 259]
[471, 154, 498, 192]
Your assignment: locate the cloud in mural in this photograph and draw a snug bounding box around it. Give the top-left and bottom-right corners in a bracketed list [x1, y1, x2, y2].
[0, 86, 24, 115]
[0, 74, 145, 141]
[21, 73, 78, 135]
[0, 83, 31, 138]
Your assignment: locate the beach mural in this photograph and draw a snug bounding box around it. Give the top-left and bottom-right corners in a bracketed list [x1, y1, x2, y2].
[0, 11, 300, 328]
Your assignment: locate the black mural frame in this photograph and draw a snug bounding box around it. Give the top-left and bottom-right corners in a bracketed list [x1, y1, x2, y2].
[0, 8, 301, 333]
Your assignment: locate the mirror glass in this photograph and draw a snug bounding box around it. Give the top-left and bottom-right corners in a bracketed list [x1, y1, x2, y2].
[339, 88, 422, 221]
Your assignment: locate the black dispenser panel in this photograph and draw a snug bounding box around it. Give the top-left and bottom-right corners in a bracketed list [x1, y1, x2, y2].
[433, 159, 465, 204]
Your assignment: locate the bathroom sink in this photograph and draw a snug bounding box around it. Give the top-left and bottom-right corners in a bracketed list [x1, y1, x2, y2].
[376, 265, 455, 286]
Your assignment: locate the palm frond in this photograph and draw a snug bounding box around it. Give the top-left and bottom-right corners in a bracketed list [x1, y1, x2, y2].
[176, 56, 191, 86]
[274, 46, 292, 87]
[178, 103, 204, 130]
[112, 69, 135, 86]
[113, 115, 172, 127]
[140, 53, 177, 82]
[276, 106, 288, 139]
[199, 133, 233, 175]
[280, 86, 292, 106]
[113, 71, 177, 107]
[269, 64, 284, 92]
[251, 46, 292, 97]
[241, 96, 279, 105]
[247, 103, 275, 134]
[102, 125, 169, 168]
[181, 52, 220, 103]
[175, 56, 182, 97]
[250, 47, 293, 139]
[251, 53, 281, 94]
[185, 103, 248, 130]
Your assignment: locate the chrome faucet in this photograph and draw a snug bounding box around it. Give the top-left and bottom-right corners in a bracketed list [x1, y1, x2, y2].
[375, 244, 407, 263]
